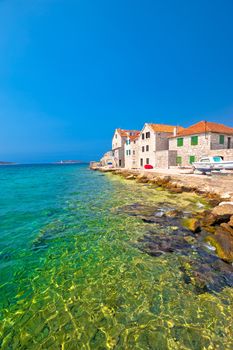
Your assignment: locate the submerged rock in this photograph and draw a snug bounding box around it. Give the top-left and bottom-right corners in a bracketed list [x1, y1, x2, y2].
[228, 215, 233, 228]
[211, 203, 233, 222]
[182, 218, 201, 233]
[179, 251, 233, 293]
[32, 221, 66, 250]
[220, 223, 233, 236]
[205, 230, 233, 263]
[139, 233, 191, 257]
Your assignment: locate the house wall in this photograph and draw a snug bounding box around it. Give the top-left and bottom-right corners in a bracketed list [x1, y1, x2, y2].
[209, 149, 233, 160]
[155, 150, 177, 168]
[138, 124, 156, 168]
[125, 138, 139, 169]
[169, 132, 233, 166]
[138, 125, 174, 168]
[156, 132, 171, 151]
[112, 130, 123, 150]
[169, 133, 212, 166]
[210, 133, 233, 150]
[100, 151, 116, 167]
[112, 130, 126, 168]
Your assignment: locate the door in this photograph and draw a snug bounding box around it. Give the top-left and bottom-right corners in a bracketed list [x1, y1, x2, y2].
[227, 137, 231, 149]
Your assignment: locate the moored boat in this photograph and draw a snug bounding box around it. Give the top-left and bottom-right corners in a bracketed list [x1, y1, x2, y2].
[193, 156, 233, 172]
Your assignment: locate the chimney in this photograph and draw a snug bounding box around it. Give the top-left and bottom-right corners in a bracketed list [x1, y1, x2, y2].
[173, 126, 178, 136]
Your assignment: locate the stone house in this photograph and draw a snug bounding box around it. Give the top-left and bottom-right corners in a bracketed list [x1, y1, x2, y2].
[169, 121, 233, 167]
[112, 128, 140, 168]
[124, 132, 140, 169]
[100, 151, 116, 167]
[138, 123, 184, 169]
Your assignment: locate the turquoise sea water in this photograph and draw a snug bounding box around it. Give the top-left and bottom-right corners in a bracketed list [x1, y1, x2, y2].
[0, 164, 232, 349]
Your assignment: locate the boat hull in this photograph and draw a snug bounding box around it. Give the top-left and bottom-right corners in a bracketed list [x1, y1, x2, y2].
[193, 161, 233, 171]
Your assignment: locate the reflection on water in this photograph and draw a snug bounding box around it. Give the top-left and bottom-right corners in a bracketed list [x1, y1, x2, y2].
[0, 165, 232, 349]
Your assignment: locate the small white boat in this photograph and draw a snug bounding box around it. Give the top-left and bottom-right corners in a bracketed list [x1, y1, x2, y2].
[193, 156, 233, 172]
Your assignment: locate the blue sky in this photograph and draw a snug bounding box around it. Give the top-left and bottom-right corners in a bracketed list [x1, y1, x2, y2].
[0, 0, 233, 163]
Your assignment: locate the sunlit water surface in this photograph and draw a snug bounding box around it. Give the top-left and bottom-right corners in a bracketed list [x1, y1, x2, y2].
[0, 164, 232, 349]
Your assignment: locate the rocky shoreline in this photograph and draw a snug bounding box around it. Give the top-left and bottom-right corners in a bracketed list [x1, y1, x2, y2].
[91, 166, 233, 270]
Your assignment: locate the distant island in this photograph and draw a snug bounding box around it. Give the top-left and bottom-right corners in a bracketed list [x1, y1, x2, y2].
[0, 161, 16, 165]
[53, 160, 87, 164]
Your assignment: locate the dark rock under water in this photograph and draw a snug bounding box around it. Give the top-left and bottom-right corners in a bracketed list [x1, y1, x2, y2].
[118, 202, 233, 294]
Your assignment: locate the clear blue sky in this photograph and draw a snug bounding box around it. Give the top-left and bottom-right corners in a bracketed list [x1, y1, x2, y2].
[0, 0, 233, 163]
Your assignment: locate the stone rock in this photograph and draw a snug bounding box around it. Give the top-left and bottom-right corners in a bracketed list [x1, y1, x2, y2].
[228, 215, 233, 228]
[182, 218, 201, 233]
[169, 187, 183, 194]
[205, 229, 233, 263]
[200, 211, 216, 226]
[165, 209, 183, 218]
[180, 252, 233, 293]
[211, 204, 233, 222]
[125, 175, 135, 180]
[136, 177, 149, 183]
[139, 234, 191, 257]
[220, 223, 233, 237]
[219, 201, 233, 206]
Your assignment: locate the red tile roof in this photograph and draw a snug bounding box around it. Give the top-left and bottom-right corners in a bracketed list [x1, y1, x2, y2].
[148, 124, 184, 133]
[173, 121, 233, 137]
[117, 128, 140, 137]
[129, 131, 140, 141]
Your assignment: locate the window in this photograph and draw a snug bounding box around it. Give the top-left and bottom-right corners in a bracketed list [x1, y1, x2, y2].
[146, 145, 149, 151]
[213, 156, 223, 162]
[115, 134, 117, 138]
[200, 158, 210, 162]
[126, 150, 128, 156]
[146, 158, 150, 164]
[176, 156, 182, 165]
[191, 136, 198, 146]
[177, 138, 183, 147]
[219, 135, 224, 144]
[142, 146, 145, 152]
[146, 132, 150, 138]
[133, 150, 135, 155]
[129, 150, 131, 155]
[189, 156, 195, 164]
[142, 133, 145, 140]
[140, 158, 143, 166]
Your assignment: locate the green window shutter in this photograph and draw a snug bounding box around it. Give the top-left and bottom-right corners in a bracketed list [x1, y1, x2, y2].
[189, 156, 195, 164]
[176, 156, 182, 165]
[177, 138, 183, 147]
[219, 135, 224, 144]
[191, 136, 198, 146]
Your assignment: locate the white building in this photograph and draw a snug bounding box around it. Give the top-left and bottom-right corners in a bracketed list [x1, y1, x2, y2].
[169, 121, 233, 167]
[112, 128, 140, 168]
[138, 123, 184, 169]
[125, 132, 140, 169]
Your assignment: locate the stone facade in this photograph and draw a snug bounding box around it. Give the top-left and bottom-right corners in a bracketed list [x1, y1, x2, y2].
[138, 124, 177, 169]
[155, 150, 178, 169]
[100, 151, 116, 167]
[169, 132, 233, 167]
[125, 136, 140, 169]
[112, 129, 139, 168]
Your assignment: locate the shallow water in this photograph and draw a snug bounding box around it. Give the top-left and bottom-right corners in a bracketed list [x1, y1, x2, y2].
[0, 164, 232, 349]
